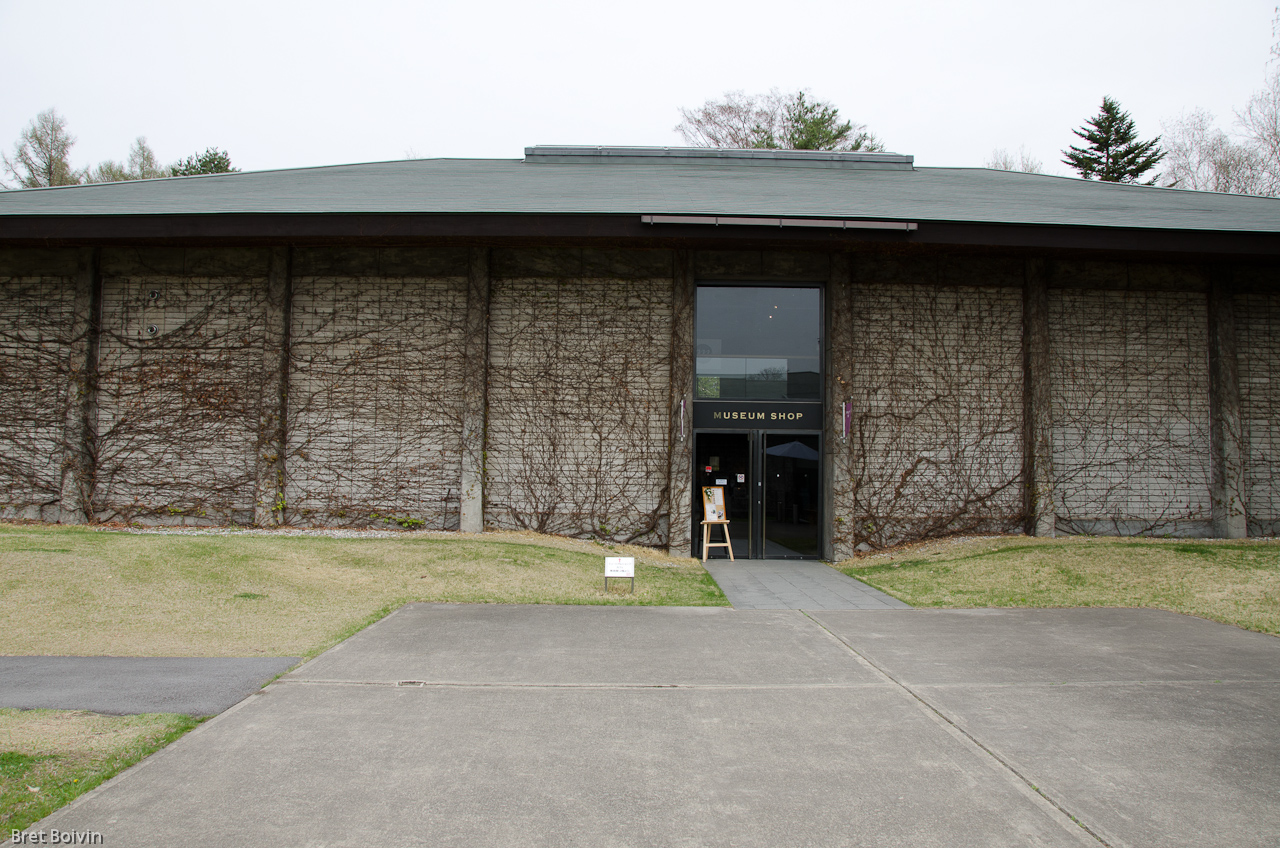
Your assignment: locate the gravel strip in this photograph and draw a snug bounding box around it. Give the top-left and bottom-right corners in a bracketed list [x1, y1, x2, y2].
[94, 525, 470, 540]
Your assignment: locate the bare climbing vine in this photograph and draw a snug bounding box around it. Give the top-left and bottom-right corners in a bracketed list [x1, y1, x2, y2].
[284, 272, 467, 529]
[1049, 289, 1212, 535]
[484, 272, 673, 545]
[833, 283, 1025, 550]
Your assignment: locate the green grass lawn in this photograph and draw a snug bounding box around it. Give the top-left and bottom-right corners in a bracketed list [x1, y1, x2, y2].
[0, 524, 727, 658]
[1, 710, 199, 835]
[0, 522, 726, 835]
[838, 535, 1280, 636]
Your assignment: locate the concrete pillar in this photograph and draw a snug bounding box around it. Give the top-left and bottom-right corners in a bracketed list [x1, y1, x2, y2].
[1023, 259, 1056, 537]
[58, 248, 102, 524]
[254, 247, 292, 526]
[824, 253, 854, 562]
[1208, 272, 1247, 538]
[665, 250, 695, 556]
[459, 247, 491, 533]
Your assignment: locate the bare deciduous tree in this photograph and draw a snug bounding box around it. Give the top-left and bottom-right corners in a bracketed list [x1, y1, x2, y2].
[1, 108, 85, 188]
[1156, 20, 1280, 198]
[986, 146, 1044, 173]
[676, 90, 786, 148]
[1161, 109, 1269, 194]
[88, 137, 169, 184]
[1236, 70, 1280, 193]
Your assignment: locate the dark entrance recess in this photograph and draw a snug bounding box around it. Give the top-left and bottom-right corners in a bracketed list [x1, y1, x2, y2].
[693, 283, 822, 559]
[694, 432, 822, 559]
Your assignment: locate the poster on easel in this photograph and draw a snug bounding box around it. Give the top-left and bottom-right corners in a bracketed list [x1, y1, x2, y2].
[702, 486, 727, 522]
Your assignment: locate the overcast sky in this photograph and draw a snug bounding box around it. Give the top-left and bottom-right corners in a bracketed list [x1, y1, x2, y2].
[1, 0, 1274, 177]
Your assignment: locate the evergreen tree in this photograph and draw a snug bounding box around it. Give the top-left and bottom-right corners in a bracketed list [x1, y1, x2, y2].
[170, 147, 238, 176]
[755, 92, 881, 151]
[1063, 97, 1165, 184]
[676, 90, 883, 152]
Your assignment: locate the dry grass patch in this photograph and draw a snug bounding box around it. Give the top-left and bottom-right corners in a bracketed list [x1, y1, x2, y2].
[839, 535, 1280, 635]
[1, 708, 199, 834]
[0, 524, 725, 658]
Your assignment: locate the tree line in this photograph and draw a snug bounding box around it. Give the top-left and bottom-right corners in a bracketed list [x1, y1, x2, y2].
[1, 108, 237, 189]
[680, 16, 1280, 194]
[9, 33, 1280, 197]
[677, 75, 1280, 195]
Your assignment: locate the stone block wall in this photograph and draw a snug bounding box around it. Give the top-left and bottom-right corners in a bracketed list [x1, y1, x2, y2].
[285, 248, 469, 529]
[484, 249, 674, 544]
[0, 244, 1275, 547]
[0, 250, 82, 520]
[1236, 286, 1280, 534]
[831, 256, 1025, 553]
[1049, 285, 1212, 535]
[93, 249, 269, 524]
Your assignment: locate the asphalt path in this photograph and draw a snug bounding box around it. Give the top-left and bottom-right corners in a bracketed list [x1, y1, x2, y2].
[12, 605, 1280, 847]
[0, 656, 300, 716]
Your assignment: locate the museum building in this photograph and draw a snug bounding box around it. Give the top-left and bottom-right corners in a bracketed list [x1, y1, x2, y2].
[1, 146, 1278, 560]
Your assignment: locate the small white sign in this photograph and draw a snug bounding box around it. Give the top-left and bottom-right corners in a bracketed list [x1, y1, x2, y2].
[716, 478, 728, 485]
[736, 473, 745, 483]
[605, 557, 635, 578]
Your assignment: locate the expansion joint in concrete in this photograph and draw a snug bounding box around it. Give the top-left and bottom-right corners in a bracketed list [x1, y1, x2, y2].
[801, 611, 1109, 847]
[276, 678, 886, 691]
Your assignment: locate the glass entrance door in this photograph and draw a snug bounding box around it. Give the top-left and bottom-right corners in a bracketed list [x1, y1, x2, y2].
[763, 433, 821, 558]
[694, 431, 821, 559]
[694, 432, 752, 558]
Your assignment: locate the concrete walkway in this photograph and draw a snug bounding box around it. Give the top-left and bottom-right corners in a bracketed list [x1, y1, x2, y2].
[19, 604, 1280, 848]
[0, 656, 300, 716]
[703, 558, 911, 609]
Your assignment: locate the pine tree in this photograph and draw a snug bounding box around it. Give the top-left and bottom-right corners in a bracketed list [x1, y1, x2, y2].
[755, 92, 879, 151]
[675, 90, 883, 152]
[170, 147, 238, 176]
[1063, 97, 1165, 184]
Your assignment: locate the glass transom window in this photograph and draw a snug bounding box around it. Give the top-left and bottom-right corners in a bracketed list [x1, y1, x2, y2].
[695, 286, 821, 400]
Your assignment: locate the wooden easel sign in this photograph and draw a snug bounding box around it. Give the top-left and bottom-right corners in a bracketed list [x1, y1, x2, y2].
[702, 486, 727, 522]
[700, 486, 733, 561]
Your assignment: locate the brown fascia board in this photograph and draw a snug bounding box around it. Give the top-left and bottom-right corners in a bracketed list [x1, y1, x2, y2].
[2, 212, 1280, 258]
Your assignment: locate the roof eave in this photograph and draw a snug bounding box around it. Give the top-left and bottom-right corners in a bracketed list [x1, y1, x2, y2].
[2, 212, 1280, 257]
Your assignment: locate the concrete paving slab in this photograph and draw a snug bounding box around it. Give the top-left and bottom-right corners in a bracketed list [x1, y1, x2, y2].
[16, 606, 1279, 847]
[291, 604, 881, 686]
[0, 656, 301, 716]
[914, 681, 1280, 848]
[704, 560, 909, 610]
[810, 608, 1280, 684]
[29, 680, 1092, 847]
[812, 608, 1280, 848]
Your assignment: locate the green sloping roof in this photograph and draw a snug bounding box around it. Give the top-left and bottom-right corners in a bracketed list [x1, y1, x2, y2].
[2, 156, 1279, 233]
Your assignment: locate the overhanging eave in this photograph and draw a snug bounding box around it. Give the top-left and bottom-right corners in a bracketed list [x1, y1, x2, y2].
[2, 212, 1280, 257]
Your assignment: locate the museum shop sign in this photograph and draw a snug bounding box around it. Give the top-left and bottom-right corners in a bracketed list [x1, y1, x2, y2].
[692, 401, 824, 430]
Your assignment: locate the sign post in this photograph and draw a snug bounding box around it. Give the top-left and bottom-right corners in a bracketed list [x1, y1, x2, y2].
[604, 556, 635, 593]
